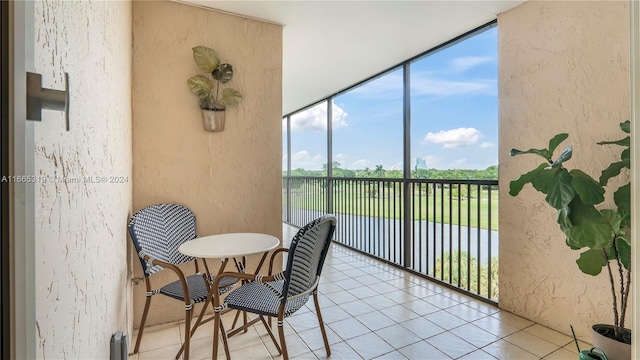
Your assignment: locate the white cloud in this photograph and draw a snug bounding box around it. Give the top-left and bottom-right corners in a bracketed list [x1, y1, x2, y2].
[288, 103, 348, 132]
[333, 153, 347, 163]
[423, 128, 482, 149]
[451, 56, 494, 72]
[291, 150, 325, 170]
[479, 142, 495, 148]
[352, 159, 372, 169]
[411, 77, 496, 96]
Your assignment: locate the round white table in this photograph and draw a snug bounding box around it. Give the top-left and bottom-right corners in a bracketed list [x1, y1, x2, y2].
[179, 233, 280, 259]
[177, 232, 282, 358]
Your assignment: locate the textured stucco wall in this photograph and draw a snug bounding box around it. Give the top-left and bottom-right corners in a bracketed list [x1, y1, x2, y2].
[132, 1, 283, 327]
[33, 1, 133, 358]
[499, 1, 630, 341]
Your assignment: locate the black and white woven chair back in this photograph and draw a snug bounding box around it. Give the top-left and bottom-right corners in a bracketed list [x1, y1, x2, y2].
[128, 203, 198, 276]
[281, 215, 337, 301]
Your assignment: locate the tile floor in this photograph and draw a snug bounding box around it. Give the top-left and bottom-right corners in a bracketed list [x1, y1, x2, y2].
[128, 224, 590, 360]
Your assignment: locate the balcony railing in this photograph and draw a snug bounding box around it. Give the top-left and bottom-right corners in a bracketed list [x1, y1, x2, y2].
[283, 176, 499, 303]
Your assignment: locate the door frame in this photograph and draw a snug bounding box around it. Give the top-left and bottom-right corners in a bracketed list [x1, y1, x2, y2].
[1, 0, 10, 358]
[7, 1, 36, 359]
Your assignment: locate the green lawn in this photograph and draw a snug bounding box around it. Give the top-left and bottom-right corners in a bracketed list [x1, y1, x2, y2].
[286, 184, 499, 230]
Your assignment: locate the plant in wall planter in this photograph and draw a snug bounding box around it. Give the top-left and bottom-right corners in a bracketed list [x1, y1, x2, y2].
[187, 46, 242, 132]
[509, 121, 631, 360]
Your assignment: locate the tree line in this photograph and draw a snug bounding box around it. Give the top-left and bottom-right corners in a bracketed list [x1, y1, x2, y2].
[286, 162, 498, 181]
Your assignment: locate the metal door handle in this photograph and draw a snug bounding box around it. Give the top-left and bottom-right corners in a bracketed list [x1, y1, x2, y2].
[26, 72, 69, 131]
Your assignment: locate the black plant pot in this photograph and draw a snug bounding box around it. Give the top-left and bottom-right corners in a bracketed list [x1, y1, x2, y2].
[591, 324, 631, 360]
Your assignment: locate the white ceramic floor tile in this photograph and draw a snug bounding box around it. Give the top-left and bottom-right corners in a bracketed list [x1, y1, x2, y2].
[398, 340, 451, 359]
[490, 310, 535, 329]
[450, 323, 500, 348]
[134, 226, 572, 360]
[481, 339, 538, 360]
[426, 331, 477, 359]
[297, 325, 342, 351]
[524, 324, 573, 347]
[457, 349, 497, 360]
[375, 323, 422, 349]
[543, 347, 579, 360]
[135, 324, 181, 353]
[346, 332, 395, 359]
[472, 315, 521, 337]
[312, 341, 363, 360]
[373, 350, 408, 359]
[505, 330, 561, 358]
[400, 317, 445, 339]
[137, 344, 182, 360]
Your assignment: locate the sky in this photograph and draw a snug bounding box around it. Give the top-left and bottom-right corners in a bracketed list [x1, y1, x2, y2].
[284, 26, 497, 172]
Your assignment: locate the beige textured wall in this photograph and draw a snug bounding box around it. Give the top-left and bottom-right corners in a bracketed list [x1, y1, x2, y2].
[132, 1, 283, 327]
[33, 1, 132, 358]
[499, 1, 630, 340]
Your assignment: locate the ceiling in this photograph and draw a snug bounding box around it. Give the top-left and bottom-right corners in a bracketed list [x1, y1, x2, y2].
[180, 0, 525, 115]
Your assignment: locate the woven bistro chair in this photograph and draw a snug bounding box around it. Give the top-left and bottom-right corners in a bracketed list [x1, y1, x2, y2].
[210, 214, 337, 360]
[128, 203, 237, 360]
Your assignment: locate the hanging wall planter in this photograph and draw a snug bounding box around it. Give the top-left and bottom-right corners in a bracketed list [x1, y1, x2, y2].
[187, 46, 242, 133]
[201, 108, 226, 132]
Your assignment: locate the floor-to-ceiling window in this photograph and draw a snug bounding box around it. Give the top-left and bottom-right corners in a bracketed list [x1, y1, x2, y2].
[332, 68, 404, 178]
[283, 22, 498, 302]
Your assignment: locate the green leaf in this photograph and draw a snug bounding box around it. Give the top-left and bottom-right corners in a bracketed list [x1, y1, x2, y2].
[509, 163, 547, 196]
[569, 169, 604, 205]
[192, 46, 220, 73]
[212, 63, 234, 84]
[615, 236, 631, 269]
[545, 169, 576, 209]
[531, 167, 557, 193]
[621, 148, 630, 162]
[510, 148, 551, 160]
[614, 183, 631, 227]
[220, 88, 242, 107]
[564, 197, 614, 248]
[576, 248, 607, 276]
[187, 75, 213, 94]
[548, 133, 569, 153]
[600, 209, 622, 233]
[557, 206, 572, 231]
[197, 92, 214, 109]
[599, 161, 629, 186]
[620, 120, 630, 133]
[597, 136, 630, 147]
[550, 146, 572, 168]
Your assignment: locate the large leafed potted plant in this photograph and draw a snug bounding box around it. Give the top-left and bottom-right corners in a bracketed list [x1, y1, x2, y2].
[187, 46, 242, 132]
[509, 121, 631, 359]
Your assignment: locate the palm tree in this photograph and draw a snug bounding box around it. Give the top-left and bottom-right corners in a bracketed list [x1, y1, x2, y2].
[373, 164, 385, 178]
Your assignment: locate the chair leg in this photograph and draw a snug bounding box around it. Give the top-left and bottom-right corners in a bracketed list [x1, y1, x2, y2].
[277, 318, 289, 360]
[213, 311, 221, 360]
[259, 316, 282, 355]
[219, 317, 231, 360]
[313, 292, 331, 357]
[183, 307, 191, 360]
[213, 311, 232, 360]
[133, 293, 152, 354]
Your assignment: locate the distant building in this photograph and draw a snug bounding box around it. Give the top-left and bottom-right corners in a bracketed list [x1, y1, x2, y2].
[415, 157, 428, 169]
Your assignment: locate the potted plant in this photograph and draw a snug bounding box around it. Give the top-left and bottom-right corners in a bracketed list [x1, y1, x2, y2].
[187, 46, 242, 132]
[509, 121, 631, 359]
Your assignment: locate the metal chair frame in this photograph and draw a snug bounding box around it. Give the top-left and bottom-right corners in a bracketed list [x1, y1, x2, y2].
[209, 215, 337, 360]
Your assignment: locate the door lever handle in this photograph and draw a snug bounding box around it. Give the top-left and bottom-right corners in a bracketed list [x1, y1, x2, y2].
[26, 72, 70, 131]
